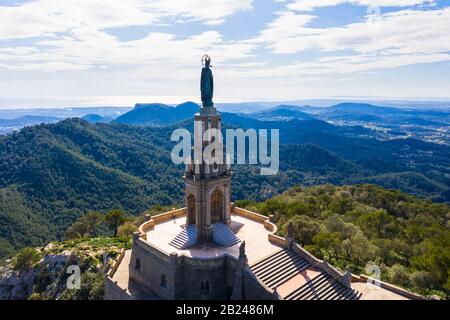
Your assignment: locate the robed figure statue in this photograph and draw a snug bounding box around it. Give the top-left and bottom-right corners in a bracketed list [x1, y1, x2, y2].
[200, 55, 214, 107]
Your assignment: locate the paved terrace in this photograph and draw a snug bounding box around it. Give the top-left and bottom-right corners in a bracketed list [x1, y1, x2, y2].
[144, 213, 281, 265]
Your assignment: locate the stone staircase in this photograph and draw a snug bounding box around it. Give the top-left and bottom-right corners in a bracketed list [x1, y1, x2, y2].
[169, 225, 197, 249]
[212, 222, 240, 247]
[284, 272, 361, 300]
[250, 249, 361, 300]
[250, 249, 311, 289]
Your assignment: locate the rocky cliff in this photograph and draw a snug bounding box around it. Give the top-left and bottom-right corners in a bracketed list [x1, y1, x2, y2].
[0, 237, 130, 300]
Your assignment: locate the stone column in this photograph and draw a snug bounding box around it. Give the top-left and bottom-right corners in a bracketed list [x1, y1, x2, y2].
[205, 190, 211, 225]
[196, 196, 203, 243]
[185, 196, 190, 225]
[223, 184, 231, 225]
[204, 188, 212, 241]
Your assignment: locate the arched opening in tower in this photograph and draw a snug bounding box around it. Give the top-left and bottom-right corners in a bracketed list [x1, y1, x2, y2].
[211, 189, 224, 224]
[187, 194, 196, 225]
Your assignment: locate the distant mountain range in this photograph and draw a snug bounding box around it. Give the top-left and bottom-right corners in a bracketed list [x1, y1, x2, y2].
[0, 107, 131, 120]
[113, 102, 199, 125]
[81, 114, 114, 123]
[108, 101, 450, 131]
[0, 115, 61, 127]
[315, 102, 450, 124]
[241, 105, 314, 122]
[107, 101, 421, 125]
[1, 101, 448, 137]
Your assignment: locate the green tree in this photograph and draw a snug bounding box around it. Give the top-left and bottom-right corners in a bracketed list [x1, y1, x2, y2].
[79, 211, 104, 237]
[104, 209, 127, 237]
[388, 264, 410, 287]
[313, 232, 342, 261]
[410, 271, 437, 294]
[118, 221, 138, 237]
[65, 221, 90, 240]
[411, 231, 450, 287]
[349, 231, 376, 265]
[356, 209, 397, 238]
[283, 216, 321, 246]
[325, 215, 358, 239]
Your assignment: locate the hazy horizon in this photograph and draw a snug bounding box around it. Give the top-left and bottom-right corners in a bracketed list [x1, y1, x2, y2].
[1, 97, 450, 111]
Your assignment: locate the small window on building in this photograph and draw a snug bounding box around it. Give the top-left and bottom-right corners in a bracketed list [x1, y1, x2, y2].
[160, 274, 167, 288]
[135, 257, 141, 270]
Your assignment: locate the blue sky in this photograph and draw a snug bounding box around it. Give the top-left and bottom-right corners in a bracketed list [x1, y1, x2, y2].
[0, 0, 449, 108]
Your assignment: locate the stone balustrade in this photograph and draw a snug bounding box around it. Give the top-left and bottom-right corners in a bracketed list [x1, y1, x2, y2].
[357, 275, 427, 300]
[232, 207, 278, 233]
[138, 207, 187, 235]
[108, 248, 126, 278]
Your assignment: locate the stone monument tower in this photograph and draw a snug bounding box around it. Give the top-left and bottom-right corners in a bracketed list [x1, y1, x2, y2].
[183, 55, 232, 244]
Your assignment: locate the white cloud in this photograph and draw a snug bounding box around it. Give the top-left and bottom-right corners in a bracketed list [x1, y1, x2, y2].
[257, 7, 450, 54]
[251, 5, 450, 75]
[0, 0, 253, 40]
[287, 0, 435, 11]
[0, 0, 255, 72]
[0, 30, 255, 72]
[223, 52, 450, 78]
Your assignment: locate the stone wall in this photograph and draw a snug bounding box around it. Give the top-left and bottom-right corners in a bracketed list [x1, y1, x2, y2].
[177, 255, 235, 299]
[104, 277, 132, 300]
[242, 268, 277, 300]
[127, 233, 276, 300]
[129, 236, 175, 299]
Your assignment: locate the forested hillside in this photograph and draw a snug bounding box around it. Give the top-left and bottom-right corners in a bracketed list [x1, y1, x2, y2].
[237, 184, 449, 297]
[0, 117, 449, 259]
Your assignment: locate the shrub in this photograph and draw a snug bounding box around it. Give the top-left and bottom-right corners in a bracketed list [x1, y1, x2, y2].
[388, 264, 410, 287]
[117, 222, 137, 237]
[13, 247, 40, 270]
[410, 271, 437, 294]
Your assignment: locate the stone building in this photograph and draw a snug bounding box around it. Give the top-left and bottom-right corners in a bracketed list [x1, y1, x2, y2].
[104, 57, 424, 301]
